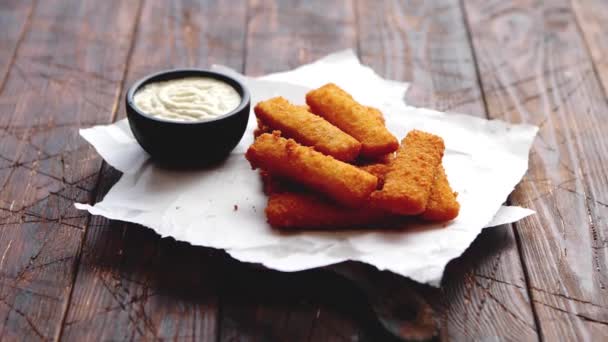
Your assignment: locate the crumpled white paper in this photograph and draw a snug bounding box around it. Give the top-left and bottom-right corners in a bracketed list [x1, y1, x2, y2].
[75, 50, 537, 286]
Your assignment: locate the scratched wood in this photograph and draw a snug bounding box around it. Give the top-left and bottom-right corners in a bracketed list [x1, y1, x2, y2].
[463, 0, 608, 339]
[218, 0, 384, 341]
[357, 0, 483, 114]
[244, 0, 357, 75]
[60, 1, 248, 340]
[571, 0, 608, 94]
[0, 0, 140, 340]
[1, 0, 605, 340]
[356, 1, 539, 340]
[0, 0, 33, 86]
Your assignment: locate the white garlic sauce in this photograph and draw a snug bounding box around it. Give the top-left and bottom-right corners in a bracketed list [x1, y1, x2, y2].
[133, 77, 241, 122]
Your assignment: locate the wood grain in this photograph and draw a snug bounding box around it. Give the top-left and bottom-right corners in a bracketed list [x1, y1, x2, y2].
[0, 0, 140, 340]
[357, 0, 484, 115]
[357, 1, 539, 340]
[463, 0, 608, 339]
[219, 262, 403, 342]
[0, 0, 33, 89]
[0, 0, 603, 340]
[60, 1, 248, 340]
[244, 0, 357, 76]
[571, 0, 608, 95]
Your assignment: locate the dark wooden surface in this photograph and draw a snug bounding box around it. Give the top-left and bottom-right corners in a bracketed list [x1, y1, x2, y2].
[0, 0, 606, 340]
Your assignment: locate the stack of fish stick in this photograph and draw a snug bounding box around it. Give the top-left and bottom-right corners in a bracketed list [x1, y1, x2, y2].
[245, 83, 460, 230]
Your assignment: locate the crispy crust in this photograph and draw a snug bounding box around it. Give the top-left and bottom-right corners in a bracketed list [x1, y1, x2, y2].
[358, 163, 390, 180]
[370, 130, 445, 215]
[255, 97, 361, 161]
[266, 192, 390, 229]
[246, 132, 378, 207]
[306, 83, 398, 158]
[358, 162, 390, 190]
[421, 165, 460, 221]
[365, 106, 385, 124]
[253, 118, 272, 138]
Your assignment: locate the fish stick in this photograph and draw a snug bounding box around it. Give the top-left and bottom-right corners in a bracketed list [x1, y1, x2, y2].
[255, 97, 361, 161]
[254, 107, 311, 139]
[246, 132, 378, 207]
[370, 130, 445, 215]
[421, 165, 460, 221]
[306, 83, 398, 158]
[366, 106, 385, 124]
[266, 192, 391, 229]
[359, 158, 459, 221]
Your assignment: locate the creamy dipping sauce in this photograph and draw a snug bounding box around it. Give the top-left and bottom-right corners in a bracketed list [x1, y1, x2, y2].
[133, 77, 241, 122]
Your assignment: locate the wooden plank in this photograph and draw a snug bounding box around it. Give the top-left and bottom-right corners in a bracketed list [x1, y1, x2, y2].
[356, 0, 539, 340]
[60, 1, 248, 340]
[244, 0, 356, 75]
[357, 0, 484, 115]
[572, 0, 608, 95]
[462, 0, 608, 340]
[0, 0, 33, 88]
[218, 1, 391, 341]
[220, 262, 403, 342]
[0, 0, 140, 340]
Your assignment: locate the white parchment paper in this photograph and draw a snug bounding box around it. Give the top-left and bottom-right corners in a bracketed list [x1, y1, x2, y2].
[76, 51, 537, 286]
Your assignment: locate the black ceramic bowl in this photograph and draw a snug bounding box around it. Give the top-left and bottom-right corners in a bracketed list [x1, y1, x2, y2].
[126, 69, 250, 166]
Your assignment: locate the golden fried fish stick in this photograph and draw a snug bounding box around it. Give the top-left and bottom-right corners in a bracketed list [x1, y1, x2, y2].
[246, 132, 378, 207]
[266, 192, 391, 229]
[359, 159, 459, 220]
[306, 83, 398, 158]
[255, 97, 361, 161]
[421, 165, 460, 221]
[366, 106, 385, 124]
[311, 85, 384, 123]
[371, 130, 445, 215]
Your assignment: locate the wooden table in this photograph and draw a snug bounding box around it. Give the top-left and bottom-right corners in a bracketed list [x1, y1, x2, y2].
[1, 0, 607, 340]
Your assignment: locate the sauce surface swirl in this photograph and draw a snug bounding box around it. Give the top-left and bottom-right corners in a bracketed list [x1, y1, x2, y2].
[134, 77, 241, 122]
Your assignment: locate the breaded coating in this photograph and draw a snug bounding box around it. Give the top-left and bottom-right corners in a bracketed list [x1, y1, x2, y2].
[358, 163, 390, 189]
[357, 153, 394, 189]
[371, 130, 445, 215]
[366, 106, 385, 124]
[255, 97, 361, 161]
[359, 163, 390, 180]
[266, 192, 390, 229]
[253, 118, 272, 138]
[360, 159, 459, 221]
[421, 165, 460, 221]
[306, 83, 399, 158]
[246, 132, 378, 207]
[299, 104, 311, 112]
